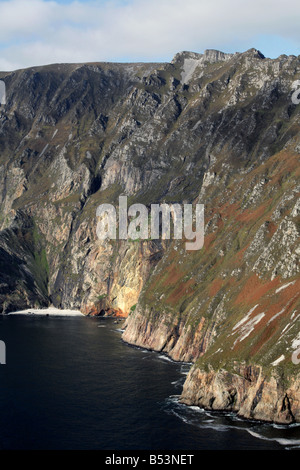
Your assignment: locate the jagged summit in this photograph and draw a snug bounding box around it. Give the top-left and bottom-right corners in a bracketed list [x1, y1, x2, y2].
[241, 48, 265, 59]
[172, 49, 234, 64]
[171, 48, 267, 65]
[203, 48, 235, 62]
[170, 48, 268, 84]
[171, 48, 266, 65]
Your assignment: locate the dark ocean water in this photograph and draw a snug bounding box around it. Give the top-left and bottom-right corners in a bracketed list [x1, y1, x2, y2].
[0, 314, 299, 450]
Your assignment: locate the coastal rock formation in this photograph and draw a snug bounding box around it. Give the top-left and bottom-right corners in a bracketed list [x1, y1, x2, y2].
[180, 364, 300, 424]
[0, 48, 299, 423]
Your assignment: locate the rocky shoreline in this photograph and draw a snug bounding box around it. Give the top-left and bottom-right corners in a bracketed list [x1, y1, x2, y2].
[122, 310, 300, 425]
[180, 364, 300, 425]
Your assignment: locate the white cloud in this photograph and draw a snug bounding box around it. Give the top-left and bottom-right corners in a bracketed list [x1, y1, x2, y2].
[0, 0, 299, 70]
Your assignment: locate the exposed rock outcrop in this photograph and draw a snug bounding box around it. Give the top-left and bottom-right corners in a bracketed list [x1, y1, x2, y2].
[180, 364, 300, 424]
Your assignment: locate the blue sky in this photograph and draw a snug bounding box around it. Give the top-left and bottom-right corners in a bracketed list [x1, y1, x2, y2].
[0, 0, 299, 70]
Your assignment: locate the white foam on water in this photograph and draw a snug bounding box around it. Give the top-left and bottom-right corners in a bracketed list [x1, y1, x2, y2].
[201, 423, 232, 432]
[171, 407, 241, 432]
[247, 429, 270, 441]
[7, 307, 84, 317]
[142, 355, 152, 360]
[188, 406, 210, 415]
[276, 438, 300, 446]
[158, 354, 175, 363]
[171, 378, 184, 386]
[180, 364, 192, 375]
[271, 423, 289, 429]
[171, 410, 190, 424]
[168, 398, 300, 447]
[247, 429, 300, 447]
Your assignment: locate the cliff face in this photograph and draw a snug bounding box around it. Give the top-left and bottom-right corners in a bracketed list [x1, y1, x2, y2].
[0, 49, 299, 423]
[180, 364, 300, 424]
